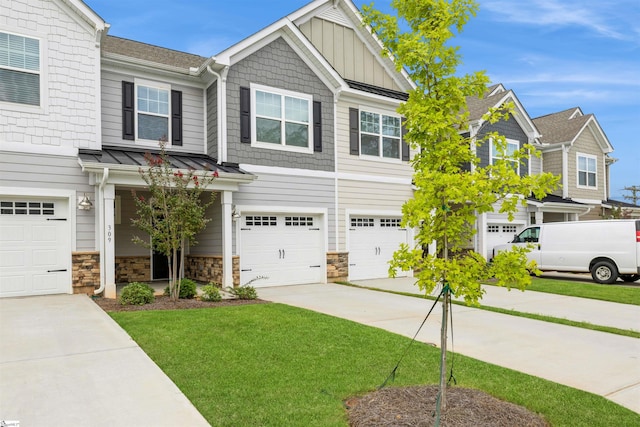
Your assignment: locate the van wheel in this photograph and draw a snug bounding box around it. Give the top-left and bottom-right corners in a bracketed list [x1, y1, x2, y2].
[590, 261, 618, 284]
[619, 274, 640, 283]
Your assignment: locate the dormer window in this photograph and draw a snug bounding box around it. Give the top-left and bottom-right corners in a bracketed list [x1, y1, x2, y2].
[577, 153, 597, 188]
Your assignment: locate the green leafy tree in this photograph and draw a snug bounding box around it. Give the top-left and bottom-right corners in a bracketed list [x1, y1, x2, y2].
[362, 0, 559, 416]
[131, 139, 218, 301]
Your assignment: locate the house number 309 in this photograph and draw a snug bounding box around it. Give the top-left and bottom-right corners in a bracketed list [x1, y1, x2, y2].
[107, 225, 112, 243]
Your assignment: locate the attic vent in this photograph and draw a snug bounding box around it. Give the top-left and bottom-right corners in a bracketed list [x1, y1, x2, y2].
[318, 8, 352, 28]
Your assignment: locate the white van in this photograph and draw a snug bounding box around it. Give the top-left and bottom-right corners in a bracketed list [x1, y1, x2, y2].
[492, 219, 640, 284]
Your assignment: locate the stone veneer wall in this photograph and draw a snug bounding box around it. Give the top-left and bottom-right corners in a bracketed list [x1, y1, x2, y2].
[72, 252, 100, 295]
[115, 256, 151, 283]
[186, 255, 240, 286]
[327, 252, 348, 282]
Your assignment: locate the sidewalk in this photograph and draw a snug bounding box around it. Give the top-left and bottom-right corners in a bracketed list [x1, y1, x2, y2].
[356, 277, 640, 332]
[258, 279, 640, 414]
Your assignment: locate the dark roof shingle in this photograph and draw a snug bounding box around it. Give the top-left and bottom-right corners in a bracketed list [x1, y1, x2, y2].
[102, 35, 208, 70]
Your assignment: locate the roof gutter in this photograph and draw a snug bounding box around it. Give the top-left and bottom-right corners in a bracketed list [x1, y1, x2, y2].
[206, 64, 230, 163]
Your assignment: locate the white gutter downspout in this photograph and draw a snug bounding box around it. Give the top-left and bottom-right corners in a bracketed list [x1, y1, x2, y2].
[206, 65, 229, 163]
[94, 167, 109, 295]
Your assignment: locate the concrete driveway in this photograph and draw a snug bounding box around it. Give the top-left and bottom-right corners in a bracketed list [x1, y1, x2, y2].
[258, 278, 640, 414]
[0, 294, 209, 427]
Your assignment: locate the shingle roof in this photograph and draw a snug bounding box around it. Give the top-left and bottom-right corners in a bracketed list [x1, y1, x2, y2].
[102, 36, 208, 70]
[466, 90, 509, 121]
[527, 194, 590, 205]
[532, 108, 592, 144]
[344, 79, 408, 101]
[78, 146, 251, 176]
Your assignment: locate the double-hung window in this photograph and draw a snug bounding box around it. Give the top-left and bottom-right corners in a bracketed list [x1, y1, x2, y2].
[577, 153, 597, 188]
[359, 110, 401, 160]
[137, 80, 170, 142]
[0, 32, 40, 106]
[491, 138, 520, 174]
[251, 84, 313, 152]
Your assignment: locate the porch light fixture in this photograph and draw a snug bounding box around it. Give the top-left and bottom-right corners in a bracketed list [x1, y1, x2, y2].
[232, 206, 241, 221]
[78, 193, 93, 210]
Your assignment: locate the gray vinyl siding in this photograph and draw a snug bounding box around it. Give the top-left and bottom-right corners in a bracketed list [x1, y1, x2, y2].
[233, 173, 336, 249]
[476, 114, 529, 177]
[0, 151, 95, 250]
[225, 37, 334, 170]
[190, 195, 224, 255]
[101, 70, 205, 154]
[206, 83, 218, 159]
[115, 189, 149, 256]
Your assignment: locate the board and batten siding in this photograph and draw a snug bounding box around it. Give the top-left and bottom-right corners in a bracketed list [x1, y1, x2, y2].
[101, 70, 205, 154]
[299, 17, 403, 92]
[337, 180, 413, 250]
[0, 0, 100, 151]
[336, 100, 414, 179]
[0, 151, 95, 250]
[233, 172, 336, 249]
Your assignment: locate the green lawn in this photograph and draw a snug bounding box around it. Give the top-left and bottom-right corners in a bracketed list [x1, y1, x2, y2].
[111, 304, 639, 426]
[524, 277, 640, 305]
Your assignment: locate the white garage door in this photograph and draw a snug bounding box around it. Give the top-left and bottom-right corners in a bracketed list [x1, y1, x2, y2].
[239, 214, 324, 287]
[0, 199, 71, 297]
[486, 223, 520, 259]
[349, 216, 409, 281]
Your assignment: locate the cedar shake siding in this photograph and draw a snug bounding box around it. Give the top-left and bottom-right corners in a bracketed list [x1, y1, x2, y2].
[225, 37, 334, 170]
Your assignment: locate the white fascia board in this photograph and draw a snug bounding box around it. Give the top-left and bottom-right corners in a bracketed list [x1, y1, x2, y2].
[572, 198, 603, 205]
[340, 88, 405, 108]
[581, 116, 614, 153]
[57, 0, 107, 33]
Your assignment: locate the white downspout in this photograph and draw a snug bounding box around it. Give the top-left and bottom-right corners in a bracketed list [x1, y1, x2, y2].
[94, 167, 109, 295]
[206, 65, 229, 163]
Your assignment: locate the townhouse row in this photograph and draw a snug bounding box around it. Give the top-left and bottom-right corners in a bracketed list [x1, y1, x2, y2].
[0, 0, 626, 298]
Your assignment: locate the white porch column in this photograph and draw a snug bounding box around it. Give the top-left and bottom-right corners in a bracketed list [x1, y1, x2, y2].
[221, 191, 234, 288]
[103, 184, 116, 298]
[477, 212, 488, 259]
[534, 211, 544, 225]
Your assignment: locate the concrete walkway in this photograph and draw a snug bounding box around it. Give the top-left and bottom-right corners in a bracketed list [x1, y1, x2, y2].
[0, 294, 209, 427]
[258, 278, 640, 414]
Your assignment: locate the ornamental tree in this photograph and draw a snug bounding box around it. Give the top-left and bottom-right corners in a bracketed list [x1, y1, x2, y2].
[131, 139, 218, 301]
[361, 0, 559, 414]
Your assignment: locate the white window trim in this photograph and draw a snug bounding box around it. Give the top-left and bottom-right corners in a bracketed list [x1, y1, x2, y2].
[250, 83, 313, 154]
[358, 105, 403, 163]
[576, 152, 598, 189]
[134, 78, 172, 146]
[490, 138, 520, 175]
[0, 29, 46, 112]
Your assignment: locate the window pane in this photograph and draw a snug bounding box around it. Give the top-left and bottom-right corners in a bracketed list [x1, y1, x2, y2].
[361, 134, 379, 156]
[360, 111, 379, 134]
[578, 171, 586, 186]
[507, 142, 518, 156]
[256, 91, 281, 118]
[285, 96, 309, 123]
[256, 117, 281, 144]
[0, 68, 39, 105]
[382, 115, 400, 137]
[138, 85, 169, 116]
[588, 172, 596, 187]
[578, 156, 586, 171]
[587, 157, 596, 172]
[138, 114, 168, 141]
[382, 137, 400, 159]
[285, 123, 308, 147]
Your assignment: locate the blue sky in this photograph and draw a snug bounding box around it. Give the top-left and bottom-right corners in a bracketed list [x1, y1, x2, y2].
[86, 0, 639, 202]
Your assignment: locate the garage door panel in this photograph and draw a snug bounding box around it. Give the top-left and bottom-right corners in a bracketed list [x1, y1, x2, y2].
[0, 199, 70, 297]
[239, 214, 324, 287]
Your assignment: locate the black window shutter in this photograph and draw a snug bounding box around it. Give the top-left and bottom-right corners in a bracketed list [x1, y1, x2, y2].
[349, 107, 359, 156]
[401, 118, 410, 161]
[122, 81, 135, 140]
[313, 101, 322, 152]
[240, 86, 251, 143]
[171, 90, 183, 146]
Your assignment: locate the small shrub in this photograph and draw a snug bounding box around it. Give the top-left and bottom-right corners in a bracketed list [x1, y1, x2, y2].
[120, 282, 155, 306]
[230, 285, 257, 300]
[201, 283, 222, 302]
[164, 278, 198, 299]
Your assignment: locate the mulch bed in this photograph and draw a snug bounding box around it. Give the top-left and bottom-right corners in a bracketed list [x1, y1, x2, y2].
[93, 297, 549, 426]
[347, 385, 549, 426]
[93, 295, 269, 312]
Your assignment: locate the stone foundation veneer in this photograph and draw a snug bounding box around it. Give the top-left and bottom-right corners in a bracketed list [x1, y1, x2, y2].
[185, 255, 240, 287]
[327, 252, 348, 282]
[115, 256, 151, 284]
[72, 252, 100, 295]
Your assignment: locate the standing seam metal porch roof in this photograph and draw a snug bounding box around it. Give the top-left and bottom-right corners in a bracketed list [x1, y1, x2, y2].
[78, 146, 252, 176]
